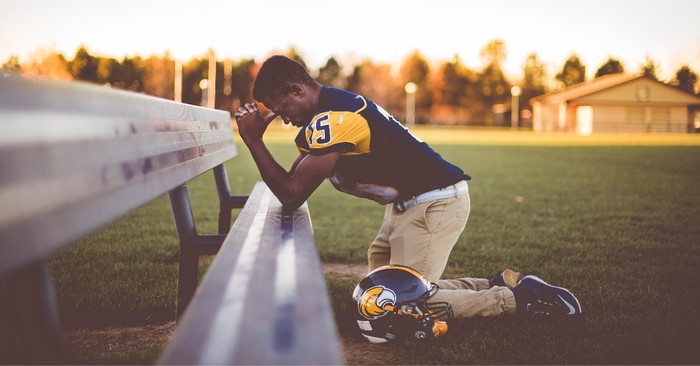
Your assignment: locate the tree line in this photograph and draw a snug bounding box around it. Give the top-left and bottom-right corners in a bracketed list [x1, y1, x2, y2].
[3, 40, 698, 126]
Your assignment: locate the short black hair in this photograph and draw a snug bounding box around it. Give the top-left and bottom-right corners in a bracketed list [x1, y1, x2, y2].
[253, 55, 314, 101]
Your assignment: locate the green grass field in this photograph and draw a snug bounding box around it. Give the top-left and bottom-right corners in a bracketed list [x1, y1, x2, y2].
[4, 128, 699, 364]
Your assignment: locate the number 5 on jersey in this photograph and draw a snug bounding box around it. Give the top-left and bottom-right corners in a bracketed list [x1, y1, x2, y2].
[307, 114, 332, 146]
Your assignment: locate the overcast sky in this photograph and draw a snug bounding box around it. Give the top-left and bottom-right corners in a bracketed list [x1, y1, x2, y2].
[1, 0, 698, 80]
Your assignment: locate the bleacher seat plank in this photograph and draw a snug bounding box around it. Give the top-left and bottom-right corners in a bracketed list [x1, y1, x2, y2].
[160, 182, 343, 365]
[0, 76, 235, 276]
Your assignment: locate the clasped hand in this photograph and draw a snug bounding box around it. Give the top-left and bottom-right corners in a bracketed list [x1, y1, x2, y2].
[234, 102, 277, 143]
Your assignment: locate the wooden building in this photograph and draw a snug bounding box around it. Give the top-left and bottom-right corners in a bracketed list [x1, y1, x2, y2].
[530, 74, 700, 135]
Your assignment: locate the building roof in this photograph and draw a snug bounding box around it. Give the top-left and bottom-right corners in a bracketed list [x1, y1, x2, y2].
[530, 73, 642, 105]
[530, 73, 700, 107]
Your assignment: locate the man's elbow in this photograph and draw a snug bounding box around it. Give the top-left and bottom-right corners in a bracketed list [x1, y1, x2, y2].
[270, 183, 310, 213]
[276, 189, 307, 212]
[279, 197, 304, 213]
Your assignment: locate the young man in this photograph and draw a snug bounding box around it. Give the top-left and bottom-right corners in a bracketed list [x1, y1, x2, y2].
[234, 55, 581, 319]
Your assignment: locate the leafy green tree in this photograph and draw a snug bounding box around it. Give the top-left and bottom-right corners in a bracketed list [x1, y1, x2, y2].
[480, 39, 506, 66]
[286, 47, 307, 70]
[182, 57, 208, 106]
[113, 56, 145, 92]
[555, 54, 586, 88]
[478, 64, 509, 105]
[430, 55, 481, 125]
[640, 54, 658, 80]
[69, 46, 98, 82]
[96, 57, 119, 85]
[673, 65, 698, 95]
[595, 57, 625, 78]
[478, 40, 510, 109]
[317, 57, 344, 89]
[400, 51, 433, 122]
[520, 52, 548, 106]
[345, 62, 364, 94]
[434, 55, 476, 107]
[231, 58, 256, 104]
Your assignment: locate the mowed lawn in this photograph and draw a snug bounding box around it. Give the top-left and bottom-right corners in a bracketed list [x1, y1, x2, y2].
[6, 127, 699, 364]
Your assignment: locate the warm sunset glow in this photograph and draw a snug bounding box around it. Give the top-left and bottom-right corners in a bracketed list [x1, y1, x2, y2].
[2, 0, 699, 80]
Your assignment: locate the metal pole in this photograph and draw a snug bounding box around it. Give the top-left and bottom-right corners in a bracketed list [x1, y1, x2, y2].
[7, 261, 71, 363]
[168, 185, 198, 320]
[511, 86, 521, 130]
[405, 82, 417, 127]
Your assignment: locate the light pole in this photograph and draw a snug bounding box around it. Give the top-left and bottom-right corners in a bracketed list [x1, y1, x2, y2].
[511, 85, 522, 130]
[199, 79, 209, 106]
[405, 82, 417, 127]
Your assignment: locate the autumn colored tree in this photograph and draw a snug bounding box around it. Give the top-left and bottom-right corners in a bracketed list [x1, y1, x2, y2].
[21, 49, 72, 80]
[143, 53, 175, 99]
[347, 59, 401, 117]
[2, 55, 20, 71]
[555, 54, 586, 88]
[595, 57, 625, 78]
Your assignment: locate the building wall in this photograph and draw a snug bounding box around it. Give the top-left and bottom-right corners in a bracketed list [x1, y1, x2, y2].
[532, 76, 700, 134]
[532, 102, 558, 132]
[587, 105, 689, 132]
[582, 79, 691, 104]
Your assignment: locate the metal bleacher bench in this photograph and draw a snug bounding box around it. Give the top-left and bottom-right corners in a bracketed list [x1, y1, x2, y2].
[0, 76, 342, 365]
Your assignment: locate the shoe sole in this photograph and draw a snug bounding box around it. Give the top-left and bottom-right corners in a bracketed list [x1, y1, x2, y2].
[521, 275, 582, 315]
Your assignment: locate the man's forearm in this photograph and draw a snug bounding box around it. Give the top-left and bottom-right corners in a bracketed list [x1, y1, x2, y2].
[244, 138, 304, 209]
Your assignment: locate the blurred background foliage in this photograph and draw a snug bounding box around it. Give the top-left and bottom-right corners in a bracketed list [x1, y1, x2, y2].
[2, 40, 698, 126]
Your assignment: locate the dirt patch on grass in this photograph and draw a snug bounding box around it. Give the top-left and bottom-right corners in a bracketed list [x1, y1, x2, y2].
[323, 262, 367, 279]
[67, 322, 174, 360]
[65, 263, 382, 364]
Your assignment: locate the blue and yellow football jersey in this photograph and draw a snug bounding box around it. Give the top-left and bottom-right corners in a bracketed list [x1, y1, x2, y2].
[295, 87, 470, 204]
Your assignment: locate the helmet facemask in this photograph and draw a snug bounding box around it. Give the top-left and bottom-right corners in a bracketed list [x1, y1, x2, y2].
[383, 283, 454, 341]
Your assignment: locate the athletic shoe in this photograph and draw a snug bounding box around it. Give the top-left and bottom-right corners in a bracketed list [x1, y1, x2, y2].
[488, 268, 523, 289]
[513, 275, 582, 316]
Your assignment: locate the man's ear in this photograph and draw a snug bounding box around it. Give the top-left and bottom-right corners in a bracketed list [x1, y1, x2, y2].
[289, 83, 304, 97]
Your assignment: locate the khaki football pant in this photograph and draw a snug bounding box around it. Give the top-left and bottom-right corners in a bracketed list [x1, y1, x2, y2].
[367, 188, 516, 317]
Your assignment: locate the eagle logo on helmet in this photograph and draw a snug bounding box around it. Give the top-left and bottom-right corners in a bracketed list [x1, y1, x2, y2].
[358, 285, 396, 319]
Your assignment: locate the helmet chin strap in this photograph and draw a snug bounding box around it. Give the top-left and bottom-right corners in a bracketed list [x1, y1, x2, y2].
[382, 304, 422, 319]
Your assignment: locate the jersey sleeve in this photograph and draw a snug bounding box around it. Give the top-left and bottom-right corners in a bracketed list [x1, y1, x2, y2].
[305, 111, 370, 156]
[294, 127, 310, 154]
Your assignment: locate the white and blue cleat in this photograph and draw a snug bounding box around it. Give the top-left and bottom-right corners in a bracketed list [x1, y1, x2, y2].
[514, 275, 582, 316]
